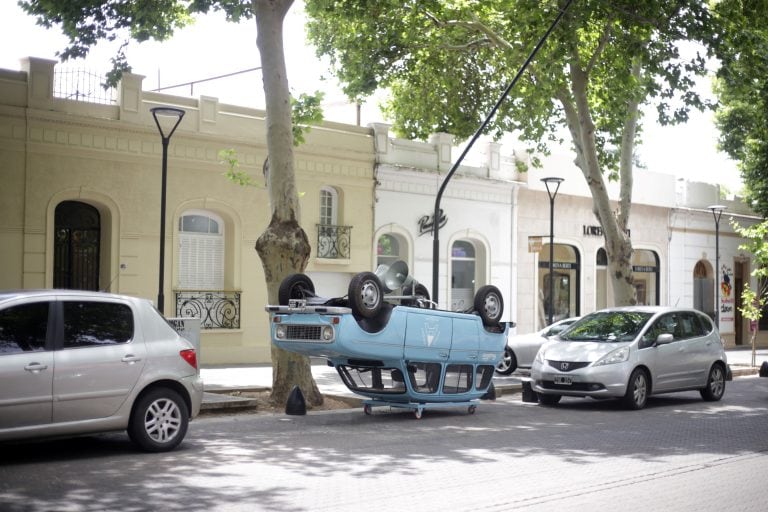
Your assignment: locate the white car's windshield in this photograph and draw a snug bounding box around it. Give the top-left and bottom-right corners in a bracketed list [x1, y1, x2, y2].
[559, 311, 654, 343]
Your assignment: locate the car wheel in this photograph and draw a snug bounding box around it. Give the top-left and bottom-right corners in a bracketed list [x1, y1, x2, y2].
[128, 387, 189, 453]
[402, 283, 431, 308]
[348, 272, 383, 319]
[495, 347, 517, 375]
[538, 393, 561, 406]
[700, 363, 726, 401]
[278, 274, 315, 305]
[622, 368, 649, 410]
[474, 285, 503, 327]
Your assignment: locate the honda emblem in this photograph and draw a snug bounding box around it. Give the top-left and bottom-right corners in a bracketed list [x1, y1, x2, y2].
[560, 362, 569, 371]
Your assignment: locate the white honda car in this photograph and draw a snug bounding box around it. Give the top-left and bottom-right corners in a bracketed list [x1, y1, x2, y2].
[531, 307, 728, 410]
[0, 290, 203, 451]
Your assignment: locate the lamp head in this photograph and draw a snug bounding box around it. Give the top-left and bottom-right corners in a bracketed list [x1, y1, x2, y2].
[150, 107, 185, 140]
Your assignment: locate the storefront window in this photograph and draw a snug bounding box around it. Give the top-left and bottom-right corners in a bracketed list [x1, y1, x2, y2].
[632, 249, 660, 306]
[538, 244, 580, 329]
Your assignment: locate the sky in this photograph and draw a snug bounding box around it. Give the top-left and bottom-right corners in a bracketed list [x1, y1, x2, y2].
[0, 1, 743, 192]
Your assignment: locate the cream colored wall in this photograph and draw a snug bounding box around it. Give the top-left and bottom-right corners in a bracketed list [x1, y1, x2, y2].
[0, 58, 374, 365]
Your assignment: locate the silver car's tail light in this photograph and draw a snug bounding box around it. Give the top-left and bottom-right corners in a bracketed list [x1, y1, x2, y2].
[180, 349, 198, 369]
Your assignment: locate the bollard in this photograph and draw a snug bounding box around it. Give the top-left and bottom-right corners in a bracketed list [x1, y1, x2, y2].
[285, 385, 307, 415]
[521, 379, 539, 403]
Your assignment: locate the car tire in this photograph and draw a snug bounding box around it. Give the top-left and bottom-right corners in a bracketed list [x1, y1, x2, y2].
[402, 283, 431, 308]
[538, 393, 561, 406]
[700, 363, 726, 402]
[495, 347, 517, 375]
[622, 368, 649, 410]
[128, 387, 189, 453]
[278, 274, 316, 305]
[348, 272, 383, 319]
[474, 285, 503, 327]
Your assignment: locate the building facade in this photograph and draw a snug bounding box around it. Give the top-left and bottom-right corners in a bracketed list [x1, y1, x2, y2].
[2, 57, 764, 366]
[0, 57, 375, 364]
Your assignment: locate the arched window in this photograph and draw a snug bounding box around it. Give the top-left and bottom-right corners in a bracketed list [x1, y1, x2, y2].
[693, 259, 714, 318]
[319, 186, 338, 226]
[538, 244, 580, 329]
[595, 248, 608, 310]
[377, 233, 405, 268]
[451, 240, 482, 311]
[632, 249, 660, 306]
[178, 210, 224, 290]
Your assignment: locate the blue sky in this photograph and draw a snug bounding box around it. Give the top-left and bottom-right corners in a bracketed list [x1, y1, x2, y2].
[0, 1, 742, 192]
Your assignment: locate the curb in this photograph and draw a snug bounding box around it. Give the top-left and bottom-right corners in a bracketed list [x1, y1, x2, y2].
[200, 383, 524, 414]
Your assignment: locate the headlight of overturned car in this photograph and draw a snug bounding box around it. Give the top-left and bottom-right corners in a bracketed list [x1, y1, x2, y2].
[593, 346, 630, 366]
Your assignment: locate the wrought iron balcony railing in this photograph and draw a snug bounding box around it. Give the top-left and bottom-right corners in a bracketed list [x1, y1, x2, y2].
[175, 290, 241, 329]
[316, 224, 352, 259]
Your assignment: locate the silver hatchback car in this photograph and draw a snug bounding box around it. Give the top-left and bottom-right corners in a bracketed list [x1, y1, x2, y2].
[531, 307, 728, 409]
[0, 290, 203, 451]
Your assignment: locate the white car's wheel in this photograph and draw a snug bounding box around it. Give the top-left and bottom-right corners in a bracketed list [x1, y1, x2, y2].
[495, 347, 517, 375]
[128, 388, 189, 452]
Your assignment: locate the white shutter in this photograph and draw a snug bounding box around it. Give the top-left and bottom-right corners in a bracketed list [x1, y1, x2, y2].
[178, 232, 224, 290]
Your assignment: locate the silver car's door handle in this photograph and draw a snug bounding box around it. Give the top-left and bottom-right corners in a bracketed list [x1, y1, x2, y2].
[24, 362, 48, 372]
[121, 355, 142, 364]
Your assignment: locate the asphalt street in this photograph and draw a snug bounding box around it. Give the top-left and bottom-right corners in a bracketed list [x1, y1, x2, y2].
[1, 374, 767, 512]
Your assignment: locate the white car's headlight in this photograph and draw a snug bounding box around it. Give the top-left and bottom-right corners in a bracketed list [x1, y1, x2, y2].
[535, 348, 545, 364]
[594, 346, 630, 366]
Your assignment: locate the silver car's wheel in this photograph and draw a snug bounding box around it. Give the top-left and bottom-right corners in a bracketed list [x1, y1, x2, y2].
[622, 368, 649, 410]
[700, 364, 726, 401]
[128, 388, 189, 452]
[495, 347, 517, 375]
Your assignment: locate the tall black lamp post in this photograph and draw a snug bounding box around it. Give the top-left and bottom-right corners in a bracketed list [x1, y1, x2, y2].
[151, 107, 185, 314]
[708, 204, 726, 328]
[542, 177, 564, 326]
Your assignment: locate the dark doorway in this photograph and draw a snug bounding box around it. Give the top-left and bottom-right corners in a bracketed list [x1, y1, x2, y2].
[54, 201, 100, 290]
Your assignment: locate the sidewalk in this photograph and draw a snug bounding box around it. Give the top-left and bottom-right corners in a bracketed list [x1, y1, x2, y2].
[199, 349, 768, 412]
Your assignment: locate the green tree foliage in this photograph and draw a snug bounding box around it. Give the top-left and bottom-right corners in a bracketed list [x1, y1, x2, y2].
[733, 218, 768, 364]
[20, 0, 325, 406]
[305, 0, 720, 305]
[712, 0, 768, 218]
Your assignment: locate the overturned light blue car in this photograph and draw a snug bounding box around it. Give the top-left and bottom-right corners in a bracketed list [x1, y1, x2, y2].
[265, 263, 507, 418]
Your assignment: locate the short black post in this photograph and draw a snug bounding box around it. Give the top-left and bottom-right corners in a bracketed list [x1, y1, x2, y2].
[521, 379, 539, 403]
[285, 385, 307, 415]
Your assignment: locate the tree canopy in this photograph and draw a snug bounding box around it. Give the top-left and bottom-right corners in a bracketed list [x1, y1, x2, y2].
[305, 0, 721, 305]
[712, 0, 768, 218]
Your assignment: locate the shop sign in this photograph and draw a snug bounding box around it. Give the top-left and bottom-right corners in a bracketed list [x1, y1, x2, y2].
[418, 209, 447, 236]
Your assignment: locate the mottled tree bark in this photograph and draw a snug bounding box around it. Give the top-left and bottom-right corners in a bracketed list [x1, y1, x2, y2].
[254, 0, 322, 406]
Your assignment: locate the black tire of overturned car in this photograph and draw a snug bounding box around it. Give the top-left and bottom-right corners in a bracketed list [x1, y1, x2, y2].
[474, 285, 504, 327]
[278, 273, 316, 305]
[348, 271, 384, 319]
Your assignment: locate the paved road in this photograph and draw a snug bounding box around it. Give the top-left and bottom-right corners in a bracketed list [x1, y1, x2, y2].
[2, 375, 767, 512]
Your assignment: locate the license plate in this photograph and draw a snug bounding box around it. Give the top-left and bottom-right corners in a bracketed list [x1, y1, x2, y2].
[553, 375, 572, 385]
[288, 299, 307, 310]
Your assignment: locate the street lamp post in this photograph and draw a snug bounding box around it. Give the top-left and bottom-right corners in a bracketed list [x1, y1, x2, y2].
[542, 177, 564, 326]
[151, 107, 185, 314]
[708, 204, 727, 328]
